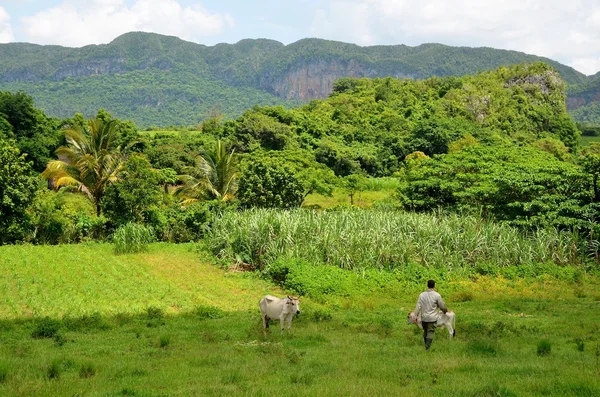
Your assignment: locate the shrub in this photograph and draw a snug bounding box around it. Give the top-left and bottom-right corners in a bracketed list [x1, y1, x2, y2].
[46, 359, 62, 380]
[193, 305, 225, 320]
[575, 337, 585, 352]
[54, 333, 67, 347]
[452, 291, 474, 302]
[146, 306, 164, 320]
[145, 201, 223, 243]
[310, 308, 333, 322]
[113, 222, 156, 254]
[31, 317, 61, 339]
[79, 362, 96, 378]
[266, 258, 356, 297]
[537, 340, 552, 356]
[62, 312, 111, 332]
[146, 306, 165, 327]
[159, 334, 171, 348]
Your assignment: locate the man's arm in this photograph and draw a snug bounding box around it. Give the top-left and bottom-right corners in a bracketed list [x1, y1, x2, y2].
[414, 295, 422, 315]
[437, 295, 448, 314]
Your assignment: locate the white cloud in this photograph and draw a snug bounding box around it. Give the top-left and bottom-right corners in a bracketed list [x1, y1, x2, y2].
[310, 0, 600, 75]
[0, 7, 14, 43]
[20, 0, 234, 47]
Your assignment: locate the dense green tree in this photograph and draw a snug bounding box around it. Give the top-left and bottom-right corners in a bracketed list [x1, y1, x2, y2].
[228, 111, 292, 152]
[399, 145, 591, 228]
[0, 91, 62, 172]
[0, 139, 39, 243]
[102, 154, 163, 225]
[237, 158, 304, 209]
[0, 115, 12, 139]
[42, 117, 125, 216]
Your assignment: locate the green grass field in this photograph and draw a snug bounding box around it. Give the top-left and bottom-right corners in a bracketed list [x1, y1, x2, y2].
[0, 243, 599, 396]
[580, 135, 600, 146]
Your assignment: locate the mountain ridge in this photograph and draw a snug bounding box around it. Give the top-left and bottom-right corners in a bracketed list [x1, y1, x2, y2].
[1, 31, 598, 127]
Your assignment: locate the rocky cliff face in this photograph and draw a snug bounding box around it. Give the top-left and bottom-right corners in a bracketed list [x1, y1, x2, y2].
[259, 59, 366, 100]
[567, 92, 600, 110]
[258, 59, 414, 100]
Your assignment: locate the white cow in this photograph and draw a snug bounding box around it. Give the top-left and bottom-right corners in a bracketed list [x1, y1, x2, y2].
[259, 295, 301, 335]
[407, 311, 456, 337]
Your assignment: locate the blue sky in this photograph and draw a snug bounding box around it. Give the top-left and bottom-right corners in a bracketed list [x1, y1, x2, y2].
[1, 0, 599, 75]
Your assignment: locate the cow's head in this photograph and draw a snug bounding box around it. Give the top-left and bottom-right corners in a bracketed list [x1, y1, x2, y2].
[406, 312, 417, 325]
[287, 296, 301, 315]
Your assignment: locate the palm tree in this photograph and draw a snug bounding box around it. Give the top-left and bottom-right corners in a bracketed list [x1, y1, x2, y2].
[42, 117, 124, 216]
[175, 140, 239, 205]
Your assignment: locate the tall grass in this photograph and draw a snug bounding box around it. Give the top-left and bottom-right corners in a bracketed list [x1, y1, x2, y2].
[207, 209, 581, 271]
[113, 223, 156, 254]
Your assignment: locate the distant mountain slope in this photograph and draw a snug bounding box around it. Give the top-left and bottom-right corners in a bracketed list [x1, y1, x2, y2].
[568, 77, 600, 125]
[0, 32, 595, 127]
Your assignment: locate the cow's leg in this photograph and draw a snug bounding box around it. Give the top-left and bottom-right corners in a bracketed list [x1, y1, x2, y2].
[279, 315, 285, 336]
[447, 323, 454, 338]
[262, 315, 269, 329]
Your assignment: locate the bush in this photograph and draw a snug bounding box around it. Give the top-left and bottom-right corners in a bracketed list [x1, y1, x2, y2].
[31, 317, 61, 339]
[537, 340, 552, 356]
[193, 305, 225, 320]
[309, 308, 333, 322]
[265, 258, 355, 297]
[79, 362, 96, 378]
[145, 201, 224, 243]
[159, 334, 171, 348]
[113, 222, 156, 254]
[62, 312, 111, 332]
[46, 359, 62, 380]
[146, 306, 166, 327]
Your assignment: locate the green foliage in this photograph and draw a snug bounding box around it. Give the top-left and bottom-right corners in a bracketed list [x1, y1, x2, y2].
[192, 305, 225, 320]
[32, 316, 62, 339]
[175, 140, 239, 203]
[264, 257, 386, 297]
[102, 154, 163, 225]
[113, 222, 156, 254]
[208, 209, 581, 272]
[62, 313, 111, 332]
[537, 339, 552, 356]
[42, 115, 126, 216]
[159, 334, 171, 348]
[0, 139, 39, 243]
[229, 110, 293, 152]
[145, 201, 223, 243]
[399, 145, 591, 228]
[342, 174, 367, 205]
[79, 362, 96, 379]
[28, 188, 102, 244]
[237, 158, 304, 209]
[3, 32, 589, 129]
[0, 91, 62, 171]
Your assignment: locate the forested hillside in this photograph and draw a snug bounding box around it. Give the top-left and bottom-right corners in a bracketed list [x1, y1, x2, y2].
[4, 61, 600, 247]
[0, 31, 596, 128]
